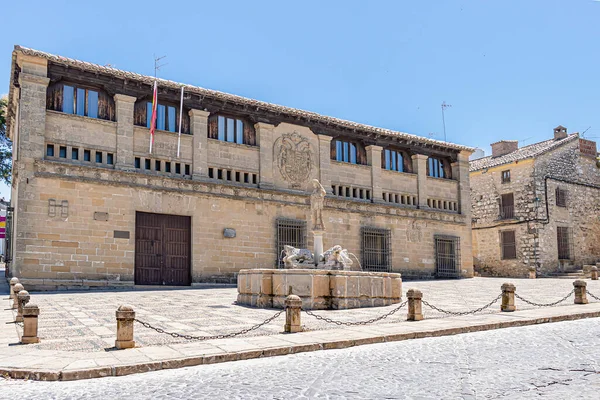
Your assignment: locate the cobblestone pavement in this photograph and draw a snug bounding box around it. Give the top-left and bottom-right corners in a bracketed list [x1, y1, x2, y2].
[2, 317, 599, 399]
[14, 277, 600, 351]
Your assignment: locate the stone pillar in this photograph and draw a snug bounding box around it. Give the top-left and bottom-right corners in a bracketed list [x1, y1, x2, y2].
[12, 283, 24, 310]
[284, 294, 302, 333]
[190, 109, 210, 180]
[114, 94, 136, 171]
[412, 154, 429, 209]
[21, 304, 40, 344]
[501, 283, 516, 312]
[528, 266, 536, 279]
[9, 277, 19, 302]
[255, 122, 276, 189]
[366, 145, 383, 203]
[317, 135, 333, 194]
[313, 230, 324, 265]
[573, 280, 588, 304]
[406, 289, 423, 321]
[115, 305, 136, 349]
[16, 290, 30, 323]
[454, 151, 472, 217]
[591, 266, 598, 280]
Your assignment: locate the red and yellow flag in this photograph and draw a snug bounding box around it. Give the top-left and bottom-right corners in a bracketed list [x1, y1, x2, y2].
[149, 81, 158, 153]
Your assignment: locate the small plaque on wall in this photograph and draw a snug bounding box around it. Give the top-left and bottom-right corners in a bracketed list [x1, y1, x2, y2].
[114, 230, 130, 239]
[223, 228, 236, 238]
[94, 212, 109, 221]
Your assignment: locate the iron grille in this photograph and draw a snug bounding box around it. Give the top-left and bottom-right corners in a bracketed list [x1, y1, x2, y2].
[361, 227, 391, 272]
[501, 230, 517, 260]
[434, 235, 461, 278]
[499, 193, 514, 219]
[555, 187, 567, 208]
[557, 226, 572, 260]
[276, 218, 307, 268]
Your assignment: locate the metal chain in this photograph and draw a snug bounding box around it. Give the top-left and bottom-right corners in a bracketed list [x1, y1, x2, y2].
[514, 289, 574, 307]
[135, 309, 285, 341]
[587, 290, 600, 301]
[422, 294, 502, 316]
[302, 300, 408, 326]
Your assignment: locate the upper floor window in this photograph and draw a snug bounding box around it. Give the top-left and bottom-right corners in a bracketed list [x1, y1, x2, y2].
[134, 100, 190, 134]
[501, 170, 511, 183]
[47, 82, 115, 121]
[208, 114, 256, 146]
[383, 149, 412, 172]
[499, 193, 515, 219]
[331, 139, 367, 165]
[555, 187, 567, 207]
[427, 157, 450, 179]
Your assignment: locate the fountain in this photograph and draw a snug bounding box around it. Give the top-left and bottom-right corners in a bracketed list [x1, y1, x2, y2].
[237, 179, 402, 310]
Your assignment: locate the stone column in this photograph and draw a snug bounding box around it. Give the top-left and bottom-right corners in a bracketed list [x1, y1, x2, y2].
[317, 135, 333, 194]
[9, 277, 19, 303]
[16, 290, 30, 323]
[573, 280, 588, 304]
[313, 230, 324, 265]
[528, 266, 536, 279]
[284, 294, 302, 333]
[12, 283, 24, 310]
[412, 154, 429, 209]
[453, 151, 472, 217]
[366, 145, 383, 203]
[591, 266, 598, 280]
[256, 122, 276, 189]
[21, 304, 40, 344]
[501, 283, 516, 312]
[115, 305, 136, 349]
[114, 94, 136, 171]
[190, 109, 210, 180]
[406, 289, 423, 321]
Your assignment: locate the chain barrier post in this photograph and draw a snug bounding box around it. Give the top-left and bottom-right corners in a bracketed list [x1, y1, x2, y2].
[284, 295, 302, 333]
[12, 283, 24, 310]
[406, 289, 424, 321]
[21, 304, 40, 344]
[16, 290, 30, 323]
[115, 305, 136, 349]
[528, 266, 536, 279]
[591, 266, 598, 281]
[9, 277, 19, 302]
[573, 280, 588, 304]
[501, 283, 516, 312]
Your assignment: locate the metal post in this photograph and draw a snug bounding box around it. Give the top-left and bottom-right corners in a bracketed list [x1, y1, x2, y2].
[284, 294, 302, 333]
[573, 280, 588, 304]
[501, 283, 516, 312]
[406, 289, 423, 321]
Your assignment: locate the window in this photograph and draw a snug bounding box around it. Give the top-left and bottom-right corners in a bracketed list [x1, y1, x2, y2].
[384, 149, 407, 172]
[165, 162, 171, 173]
[145, 159, 151, 170]
[146, 103, 178, 132]
[334, 140, 358, 164]
[216, 116, 244, 144]
[361, 227, 391, 272]
[427, 157, 448, 178]
[84, 149, 91, 162]
[106, 153, 114, 165]
[95, 152, 102, 163]
[501, 231, 517, 259]
[557, 226, 572, 260]
[434, 235, 461, 278]
[155, 160, 161, 171]
[556, 187, 567, 207]
[62, 85, 99, 118]
[185, 165, 190, 176]
[72, 148, 79, 160]
[500, 193, 514, 219]
[175, 163, 181, 174]
[46, 145, 54, 157]
[135, 157, 141, 169]
[501, 170, 511, 183]
[59, 146, 67, 158]
[276, 218, 307, 268]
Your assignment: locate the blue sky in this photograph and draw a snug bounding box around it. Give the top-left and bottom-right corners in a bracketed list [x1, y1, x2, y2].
[1, 0, 599, 199]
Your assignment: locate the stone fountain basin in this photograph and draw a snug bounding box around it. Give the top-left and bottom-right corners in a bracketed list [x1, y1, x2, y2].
[237, 269, 402, 310]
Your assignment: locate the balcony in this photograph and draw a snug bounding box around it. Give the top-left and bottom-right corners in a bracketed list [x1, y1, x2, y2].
[499, 205, 515, 220]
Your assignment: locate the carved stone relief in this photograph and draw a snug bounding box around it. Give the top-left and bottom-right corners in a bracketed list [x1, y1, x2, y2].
[273, 132, 314, 189]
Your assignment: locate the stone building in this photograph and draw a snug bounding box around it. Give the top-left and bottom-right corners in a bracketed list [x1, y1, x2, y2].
[4, 46, 474, 290]
[470, 126, 600, 277]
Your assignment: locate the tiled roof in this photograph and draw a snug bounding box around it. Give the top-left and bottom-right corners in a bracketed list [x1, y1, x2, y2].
[12, 45, 474, 152]
[469, 134, 579, 172]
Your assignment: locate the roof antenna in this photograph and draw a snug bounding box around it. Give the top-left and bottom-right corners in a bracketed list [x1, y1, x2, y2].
[154, 54, 167, 78]
[441, 101, 452, 142]
[519, 136, 533, 146]
[581, 126, 591, 138]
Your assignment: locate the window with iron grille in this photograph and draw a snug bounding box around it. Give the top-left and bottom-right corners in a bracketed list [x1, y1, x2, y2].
[499, 193, 514, 219]
[276, 218, 307, 268]
[555, 187, 567, 207]
[361, 227, 391, 272]
[557, 226, 572, 260]
[501, 170, 511, 183]
[434, 235, 461, 278]
[501, 230, 517, 260]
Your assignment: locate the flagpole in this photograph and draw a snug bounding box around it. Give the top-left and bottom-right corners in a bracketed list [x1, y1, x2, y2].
[177, 86, 184, 158]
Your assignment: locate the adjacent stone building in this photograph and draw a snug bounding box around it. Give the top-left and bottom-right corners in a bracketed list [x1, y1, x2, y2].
[5, 46, 474, 290]
[470, 126, 600, 277]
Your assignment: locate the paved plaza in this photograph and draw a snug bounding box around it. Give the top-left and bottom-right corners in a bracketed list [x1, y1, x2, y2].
[3, 317, 600, 399]
[10, 277, 600, 352]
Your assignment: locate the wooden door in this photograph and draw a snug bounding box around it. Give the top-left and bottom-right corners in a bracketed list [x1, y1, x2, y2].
[135, 212, 191, 286]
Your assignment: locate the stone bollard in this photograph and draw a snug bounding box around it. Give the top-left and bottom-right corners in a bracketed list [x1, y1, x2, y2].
[115, 305, 136, 349]
[501, 283, 516, 312]
[528, 267, 536, 279]
[284, 294, 302, 333]
[12, 283, 24, 310]
[9, 277, 19, 301]
[16, 290, 30, 323]
[591, 266, 598, 281]
[573, 280, 588, 304]
[406, 289, 424, 321]
[21, 304, 40, 344]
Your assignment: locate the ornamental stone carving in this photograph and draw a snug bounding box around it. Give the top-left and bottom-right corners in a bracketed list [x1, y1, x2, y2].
[274, 133, 314, 189]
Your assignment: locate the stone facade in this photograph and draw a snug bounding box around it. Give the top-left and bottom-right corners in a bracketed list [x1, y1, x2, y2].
[471, 129, 600, 277]
[5, 46, 474, 289]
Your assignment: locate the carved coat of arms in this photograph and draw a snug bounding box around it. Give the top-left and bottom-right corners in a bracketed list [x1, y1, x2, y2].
[274, 133, 314, 188]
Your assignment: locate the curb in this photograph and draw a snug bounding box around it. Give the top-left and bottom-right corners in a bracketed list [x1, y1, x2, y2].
[1, 308, 599, 381]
